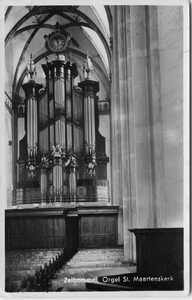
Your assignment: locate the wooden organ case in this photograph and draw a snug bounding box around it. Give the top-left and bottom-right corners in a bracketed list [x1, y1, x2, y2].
[13, 53, 109, 205]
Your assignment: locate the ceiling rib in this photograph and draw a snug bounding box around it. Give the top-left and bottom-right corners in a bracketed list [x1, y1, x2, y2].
[104, 6, 112, 34]
[6, 6, 110, 102]
[6, 6, 110, 61]
[13, 24, 80, 48]
[5, 6, 13, 22]
[69, 7, 111, 61]
[12, 13, 55, 98]
[5, 6, 39, 46]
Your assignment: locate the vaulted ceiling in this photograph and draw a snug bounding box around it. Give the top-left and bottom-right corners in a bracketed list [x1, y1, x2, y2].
[5, 5, 112, 103]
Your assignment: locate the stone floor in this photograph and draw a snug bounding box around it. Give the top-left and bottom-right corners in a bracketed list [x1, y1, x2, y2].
[51, 247, 133, 291]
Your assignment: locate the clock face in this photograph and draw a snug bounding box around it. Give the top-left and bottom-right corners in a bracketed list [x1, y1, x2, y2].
[48, 34, 66, 52]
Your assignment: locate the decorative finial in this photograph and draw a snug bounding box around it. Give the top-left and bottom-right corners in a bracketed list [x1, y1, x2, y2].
[83, 51, 93, 80]
[27, 54, 36, 81]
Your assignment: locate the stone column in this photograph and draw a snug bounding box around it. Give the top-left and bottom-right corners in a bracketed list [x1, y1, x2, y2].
[145, 6, 166, 227]
[131, 6, 154, 230]
[111, 6, 138, 262]
[111, 6, 166, 262]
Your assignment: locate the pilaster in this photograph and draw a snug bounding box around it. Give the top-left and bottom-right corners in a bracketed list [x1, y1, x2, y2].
[111, 5, 166, 262]
[145, 6, 166, 227]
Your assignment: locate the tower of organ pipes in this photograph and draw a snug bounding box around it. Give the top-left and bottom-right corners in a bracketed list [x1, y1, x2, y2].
[14, 25, 110, 205]
[22, 54, 42, 180]
[39, 54, 81, 202]
[79, 53, 98, 177]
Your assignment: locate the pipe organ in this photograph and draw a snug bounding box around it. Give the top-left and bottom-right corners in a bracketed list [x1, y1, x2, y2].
[13, 29, 109, 205]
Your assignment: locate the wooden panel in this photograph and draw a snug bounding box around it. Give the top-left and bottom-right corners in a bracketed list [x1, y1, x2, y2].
[5, 210, 66, 250]
[65, 217, 79, 256]
[129, 228, 183, 276]
[79, 214, 117, 247]
[6, 206, 118, 251]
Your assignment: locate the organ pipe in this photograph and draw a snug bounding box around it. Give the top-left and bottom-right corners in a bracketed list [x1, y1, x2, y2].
[52, 146, 63, 202]
[63, 160, 68, 200]
[69, 171, 76, 201]
[84, 97, 88, 155]
[48, 171, 53, 202]
[78, 78, 99, 177]
[40, 169, 47, 202]
[91, 97, 96, 154]
[66, 156, 78, 201]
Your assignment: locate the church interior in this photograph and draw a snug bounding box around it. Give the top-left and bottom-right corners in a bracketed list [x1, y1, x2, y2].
[3, 4, 187, 293]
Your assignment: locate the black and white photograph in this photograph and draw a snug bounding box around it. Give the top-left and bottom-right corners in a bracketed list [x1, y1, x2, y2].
[0, 0, 190, 297]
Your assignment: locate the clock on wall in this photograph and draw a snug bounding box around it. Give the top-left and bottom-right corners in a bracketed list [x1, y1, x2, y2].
[48, 33, 66, 52]
[44, 24, 72, 54]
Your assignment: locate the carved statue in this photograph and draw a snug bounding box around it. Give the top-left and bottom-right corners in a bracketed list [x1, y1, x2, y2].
[65, 155, 78, 169]
[26, 54, 36, 81]
[51, 144, 64, 157]
[27, 164, 36, 179]
[39, 156, 49, 169]
[86, 162, 96, 177]
[83, 51, 93, 80]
